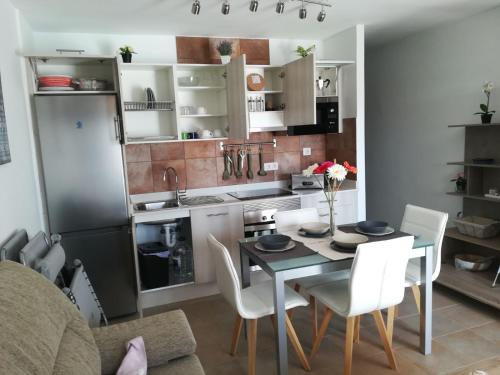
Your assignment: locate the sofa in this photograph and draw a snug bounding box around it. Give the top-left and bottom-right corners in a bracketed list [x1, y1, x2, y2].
[0, 260, 205, 375]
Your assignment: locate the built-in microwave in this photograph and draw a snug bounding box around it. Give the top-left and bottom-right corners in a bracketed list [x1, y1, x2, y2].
[287, 97, 339, 136]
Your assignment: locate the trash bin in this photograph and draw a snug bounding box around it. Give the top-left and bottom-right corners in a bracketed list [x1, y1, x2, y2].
[138, 242, 170, 289]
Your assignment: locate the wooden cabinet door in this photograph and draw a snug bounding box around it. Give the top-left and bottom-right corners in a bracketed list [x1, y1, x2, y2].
[191, 205, 244, 284]
[226, 55, 249, 139]
[283, 54, 316, 126]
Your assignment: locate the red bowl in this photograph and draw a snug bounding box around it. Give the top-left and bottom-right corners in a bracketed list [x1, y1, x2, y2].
[39, 75, 72, 87]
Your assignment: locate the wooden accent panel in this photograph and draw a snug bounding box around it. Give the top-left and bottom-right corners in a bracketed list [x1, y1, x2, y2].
[176, 36, 269, 65]
[240, 39, 270, 65]
[326, 118, 357, 180]
[227, 55, 249, 139]
[176, 37, 210, 64]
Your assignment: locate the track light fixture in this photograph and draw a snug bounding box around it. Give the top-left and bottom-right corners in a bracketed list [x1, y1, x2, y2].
[317, 7, 326, 22]
[249, 0, 259, 12]
[191, 0, 200, 15]
[299, 1, 307, 19]
[221, 0, 230, 14]
[275, 0, 285, 14]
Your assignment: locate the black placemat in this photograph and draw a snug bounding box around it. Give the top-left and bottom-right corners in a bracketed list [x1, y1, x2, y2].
[240, 240, 317, 263]
[338, 225, 411, 242]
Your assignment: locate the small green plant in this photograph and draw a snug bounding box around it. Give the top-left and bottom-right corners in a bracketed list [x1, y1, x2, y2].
[474, 81, 495, 116]
[216, 40, 233, 56]
[119, 45, 137, 55]
[295, 45, 315, 58]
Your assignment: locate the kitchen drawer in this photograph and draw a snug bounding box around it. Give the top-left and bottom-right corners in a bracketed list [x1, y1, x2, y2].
[318, 204, 356, 226]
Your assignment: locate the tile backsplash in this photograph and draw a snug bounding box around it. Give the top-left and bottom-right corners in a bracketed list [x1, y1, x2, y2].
[126, 119, 356, 194]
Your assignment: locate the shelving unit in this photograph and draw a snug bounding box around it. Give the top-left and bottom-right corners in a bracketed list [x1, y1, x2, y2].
[438, 122, 500, 310]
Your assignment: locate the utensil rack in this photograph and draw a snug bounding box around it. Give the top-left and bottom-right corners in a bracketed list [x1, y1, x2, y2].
[219, 139, 276, 151]
[124, 101, 175, 111]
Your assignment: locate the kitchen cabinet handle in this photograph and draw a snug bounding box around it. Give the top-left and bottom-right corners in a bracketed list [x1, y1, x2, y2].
[319, 199, 337, 203]
[206, 212, 229, 217]
[319, 213, 337, 217]
[113, 116, 122, 142]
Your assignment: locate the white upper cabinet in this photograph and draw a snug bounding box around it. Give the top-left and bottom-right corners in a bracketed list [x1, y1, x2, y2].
[283, 53, 316, 127]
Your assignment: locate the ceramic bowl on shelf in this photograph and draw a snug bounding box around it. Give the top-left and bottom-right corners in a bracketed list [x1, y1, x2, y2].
[300, 222, 330, 235]
[454, 254, 493, 271]
[332, 231, 368, 249]
[178, 76, 200, 87]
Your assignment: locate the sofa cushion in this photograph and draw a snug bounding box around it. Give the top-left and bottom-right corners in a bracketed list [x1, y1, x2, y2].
[0, 261, 100, 375]
[148, 355, 205, 375]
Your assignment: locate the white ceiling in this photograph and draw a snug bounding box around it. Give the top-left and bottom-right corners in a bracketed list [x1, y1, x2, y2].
[11, 0, 500, 45]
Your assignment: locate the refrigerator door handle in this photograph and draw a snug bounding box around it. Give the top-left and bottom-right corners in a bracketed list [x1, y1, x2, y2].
[113, 116, 122, 143]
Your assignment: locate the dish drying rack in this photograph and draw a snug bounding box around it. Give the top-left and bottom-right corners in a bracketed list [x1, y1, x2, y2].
[219, 139, 276, 151]
[124, 100, 175, 111]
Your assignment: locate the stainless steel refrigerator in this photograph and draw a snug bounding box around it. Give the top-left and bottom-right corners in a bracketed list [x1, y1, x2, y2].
[35, 95, 136, 318]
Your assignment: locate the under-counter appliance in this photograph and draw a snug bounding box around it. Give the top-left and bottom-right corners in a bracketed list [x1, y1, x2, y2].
[291, 173, 325, 190]
[35, 95, 136, 318]
[287, 97, 339, 135]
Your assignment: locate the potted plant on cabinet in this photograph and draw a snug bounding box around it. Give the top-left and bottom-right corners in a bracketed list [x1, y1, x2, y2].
[216, 40, 233, 64]
[119, 45, 137, 63]
[474, 81, 495, 124]
[295, 45, 315, 58]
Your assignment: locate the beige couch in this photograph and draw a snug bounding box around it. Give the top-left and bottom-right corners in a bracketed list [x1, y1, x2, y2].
[0, 261, 205, 375]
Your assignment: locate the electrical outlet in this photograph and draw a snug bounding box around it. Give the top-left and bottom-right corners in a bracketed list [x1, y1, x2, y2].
[264, 162, 278, 171]
[303, 147, 311, 156]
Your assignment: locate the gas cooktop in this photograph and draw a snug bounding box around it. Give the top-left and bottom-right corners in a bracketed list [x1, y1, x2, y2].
[227, 188, 296, 201]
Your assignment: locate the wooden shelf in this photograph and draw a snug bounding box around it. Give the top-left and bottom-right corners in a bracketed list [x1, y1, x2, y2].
[449, 123, 500, 128]
[436, 263, 500, 309]
[447, 161, 500, 168]
[447, 192, 500, 203]
[34, 90, 117, 95]
[445, 227, 500, 252]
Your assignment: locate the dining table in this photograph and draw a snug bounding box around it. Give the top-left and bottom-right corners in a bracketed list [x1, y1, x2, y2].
[239, 224, 434, 375]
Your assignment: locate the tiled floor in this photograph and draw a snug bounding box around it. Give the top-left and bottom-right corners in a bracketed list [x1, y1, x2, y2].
[145, 285, 500, 375]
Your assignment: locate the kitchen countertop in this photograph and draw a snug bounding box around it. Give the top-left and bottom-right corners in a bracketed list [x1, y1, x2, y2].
[131, 180, 357, 223]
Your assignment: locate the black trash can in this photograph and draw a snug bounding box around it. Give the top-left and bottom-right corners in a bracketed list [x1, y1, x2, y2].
[138, 242, 170, 289]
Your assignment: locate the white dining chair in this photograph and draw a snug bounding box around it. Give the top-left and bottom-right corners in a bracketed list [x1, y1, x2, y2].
[275, 208, 350, 339]
[207, 234, 311, 375]
[386, 204, 448, 341]
[308, 236, 414, 375]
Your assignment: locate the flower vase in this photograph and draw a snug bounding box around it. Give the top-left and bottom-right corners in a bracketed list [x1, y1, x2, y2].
[329, 206, 336, 235]
[220, 55, 231, 64]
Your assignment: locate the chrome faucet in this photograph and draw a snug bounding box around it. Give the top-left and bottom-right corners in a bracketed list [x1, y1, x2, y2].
[163, 167, 185, 206]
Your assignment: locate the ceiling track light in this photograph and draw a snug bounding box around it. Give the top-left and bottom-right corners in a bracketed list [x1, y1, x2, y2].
[250, 0, 259, 12]
[275, 0, 285, 14]
[191, 0, 200, 15]
[221, 0, 230, 15]
[317, 7, 326, 22]
[299, 1, 307, 19]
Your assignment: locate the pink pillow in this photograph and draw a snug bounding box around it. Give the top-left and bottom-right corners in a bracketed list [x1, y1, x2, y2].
[116, 336, 147, 375]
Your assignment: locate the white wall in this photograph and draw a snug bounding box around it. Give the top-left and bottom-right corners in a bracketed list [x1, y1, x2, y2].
[321, 25, 366, 221]
[366, 7, 500, 226]
[0, 0, 41, 242]
[27, 31, 320, 66]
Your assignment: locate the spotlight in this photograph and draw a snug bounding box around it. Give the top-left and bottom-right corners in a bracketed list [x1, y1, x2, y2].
[317, 8, 326, 22]
[299, 2, 307, 19]
[221, 1, 230, 14]
[276, 0, 285, 14]
[191, 0, 200, 15]
[250, 0, 259, 12]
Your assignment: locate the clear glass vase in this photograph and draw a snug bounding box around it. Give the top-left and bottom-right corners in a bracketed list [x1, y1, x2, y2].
[329, 205, 336, 235]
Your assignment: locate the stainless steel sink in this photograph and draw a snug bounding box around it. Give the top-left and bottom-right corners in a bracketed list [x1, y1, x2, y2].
[181, 196, 224, 206]
[134, 199, 180, 211]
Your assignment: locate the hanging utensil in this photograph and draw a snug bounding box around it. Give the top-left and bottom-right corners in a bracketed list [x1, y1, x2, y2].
[235, 148, 245, 178]
[222, 149, 231, 180]
[229, 149, 235, 176]
[258, 144, 267, 176]
[247, 146, 254, 179]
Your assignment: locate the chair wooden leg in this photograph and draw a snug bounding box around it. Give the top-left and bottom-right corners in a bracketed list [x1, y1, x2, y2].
[310, 295, 318, 342]
[248, 319, 258, 375]
[285, 315, 311, 371]
[353, 315, 361, 344]
[411, 285, 421, 314]
[310, 308, 333, 359]
[344, 316, 355, 375]
[230, 314, 244, 356]
[386, 306, 396, 346]
[372, 310, 398, 371]
[394, 305, 399, 319]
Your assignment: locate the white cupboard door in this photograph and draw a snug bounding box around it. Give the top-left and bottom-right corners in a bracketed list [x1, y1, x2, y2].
[283, 53, 316, 126]
[227, 55, 249, 139]
[191, 205, 244, 284]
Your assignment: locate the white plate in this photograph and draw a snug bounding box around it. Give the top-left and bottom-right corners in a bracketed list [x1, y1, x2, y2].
[355, 226, 395, 236]
[331, 231, 368, 249]
[300, 222, 330, 235]
[254, 240, 296, 252]
[297, 230, 329, 238]
[39, 86, 75, 91]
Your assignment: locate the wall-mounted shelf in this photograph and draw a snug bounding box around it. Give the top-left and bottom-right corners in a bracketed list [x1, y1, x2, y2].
[34, 90, 117, 96]
[247, 90, 283, 95]
[448, 123, 500, 128]
[447, 192, 500, 203]
[445, 227, 500, 252]
[448, 161, 500, 168]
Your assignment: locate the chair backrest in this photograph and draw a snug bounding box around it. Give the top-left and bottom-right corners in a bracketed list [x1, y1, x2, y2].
[275, 207, 320, 232]
[207, 234, 245, 317]
[0, 229, 28, 262]
[400, 204, 448, 281]
[19, 231, 50, 268]
[347, 236, 414, 316]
